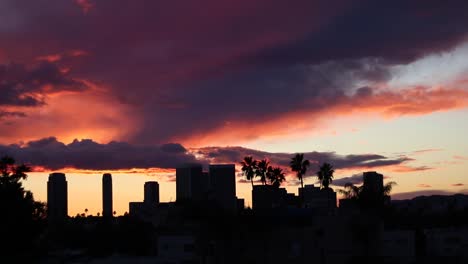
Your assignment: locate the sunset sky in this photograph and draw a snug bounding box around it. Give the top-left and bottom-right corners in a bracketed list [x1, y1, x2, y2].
[1, 0, 468, 216]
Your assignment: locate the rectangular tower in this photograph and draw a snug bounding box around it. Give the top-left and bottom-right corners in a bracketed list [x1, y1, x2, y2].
[144, 181, 160, 205]
[47, 172, 68, 222]
[176, 164, 204, 202]
[102, 173, 113, 217]
[363, 171, 384, 195]
[209, 164, 236, 212]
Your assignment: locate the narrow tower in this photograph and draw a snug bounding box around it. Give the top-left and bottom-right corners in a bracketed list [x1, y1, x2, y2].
[47, 172, 68, 222]
[102, 173, 113, 217]
[144, 181, 159, 205]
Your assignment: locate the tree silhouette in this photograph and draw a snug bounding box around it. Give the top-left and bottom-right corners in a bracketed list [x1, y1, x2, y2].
[316, 162, 334, 189]
[240, 156, 258, 188]
[290, 153, 310, 189]
[268, 167, 286, 188]
[0, 156, 46, 259]
[338, 183, 362, 200]
[383, 181, 397, 197]
[256, 159, 270, 185]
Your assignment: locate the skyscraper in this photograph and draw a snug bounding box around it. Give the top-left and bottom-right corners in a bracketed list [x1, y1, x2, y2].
[209, 164, 236, 212]
[144, 181, 159, 205]
[362, 171, 385, 208]
[176, 164, 205, 202]
[47, 172, 68, 222]
[102, 173, 113, 218]
[363, 171, 384, 194]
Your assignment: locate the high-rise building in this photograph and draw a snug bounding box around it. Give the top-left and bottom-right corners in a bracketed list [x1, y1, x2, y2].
[176, 164, 205, 202]
[209, 164, 236, 212]
[299, 184, 337, 210]
[362, 171, 385, 208]
[252, 185, 288, 210]
[144, 181, 159, 205]
[363, 171, 384, 195]
[47, 172, 68, 222]
[102, 173, 113, 218]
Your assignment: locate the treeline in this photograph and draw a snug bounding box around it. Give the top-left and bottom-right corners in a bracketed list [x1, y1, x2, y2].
[240, 153, 335, 190]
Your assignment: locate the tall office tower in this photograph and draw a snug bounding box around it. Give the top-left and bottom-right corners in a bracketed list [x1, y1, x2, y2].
[144, 181, 160, 205]
[362, 171, 384, 207]
[176, 164, 205, 202]
[363, 171, 384, 194]
[102, 173, 113, 218]
[209, 164, 236, 212]
[47, 172, 68, 222]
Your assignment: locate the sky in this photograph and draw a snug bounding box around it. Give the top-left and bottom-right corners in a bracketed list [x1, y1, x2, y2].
[1, 0, 468, 215]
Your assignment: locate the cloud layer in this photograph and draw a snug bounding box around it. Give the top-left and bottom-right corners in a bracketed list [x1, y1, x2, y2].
[0, 138, 421, 175]
[0, 0, 468, 145]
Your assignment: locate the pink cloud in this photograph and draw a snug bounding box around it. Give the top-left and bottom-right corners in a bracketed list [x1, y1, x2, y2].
[417, 184, 432, 188]
[74, 0, 94, 14]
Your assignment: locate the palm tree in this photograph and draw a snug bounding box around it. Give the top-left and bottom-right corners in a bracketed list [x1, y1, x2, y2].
[240, 156, 258, 188]
[268, 167, 286, 188]
[290, 153, 310, 189]
[256, 159, 270, 185]
[338, 183, 362, 200]
[383, 181, 397, 196]
[316, 162, 334, 189]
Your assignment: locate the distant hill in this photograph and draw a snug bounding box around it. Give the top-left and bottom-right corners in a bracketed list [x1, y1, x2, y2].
[392, 194, 468, 214]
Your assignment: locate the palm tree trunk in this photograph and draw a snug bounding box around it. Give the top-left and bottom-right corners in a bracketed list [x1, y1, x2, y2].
[300, 176, 303, 189]
[251, 178, 254, 189]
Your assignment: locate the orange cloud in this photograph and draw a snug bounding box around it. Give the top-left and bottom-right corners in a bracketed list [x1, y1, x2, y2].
[0, 82, 138, 145]
[417, 184, 432, 188]
[36, 49, 89, 62]
[180, 85, 468, 147]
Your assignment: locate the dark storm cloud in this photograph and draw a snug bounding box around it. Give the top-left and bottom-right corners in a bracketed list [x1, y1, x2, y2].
[0, 138, 420, 172]
[1, 0, 468, 143]
[0, 137, 199, 170]
[0, 111, 27, 119]
[332, 174, 364, 187]
[255, 0, 468, 65]
[195, 146, 411, 174]
[0, 62, 88, 107]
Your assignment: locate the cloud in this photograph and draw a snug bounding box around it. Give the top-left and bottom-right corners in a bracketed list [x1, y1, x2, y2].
[194, 146, 419, 175]
[417, 184, 432, 188]
[0, 138, 427, 175]
[411, 149, 444, 155]
[1, 1, 468, 145]
[332, 174, 364, 187]
[453, 156, 468, 161]
[0, 111, 26, 119]
[74, 0, 94, 14]
[0, 62, 89, 107]
[0, 137, 200, 170]
[452, 183, 465, 187]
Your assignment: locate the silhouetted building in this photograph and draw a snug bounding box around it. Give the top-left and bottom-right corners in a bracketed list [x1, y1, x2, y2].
[363, 171, 384, 194]
[299, 184, 337, 210]
[47, 172, 68, 222]
[209, 164, 236, 212]
[144, 181, 159, 205]
[176, 164, 206, 202]
[362, 171, 384, 208]
[129, 202, 145, 217]
[237, 198, 245, 211]
[102, 173, 113, 218]
[252, 185, 288, 210]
